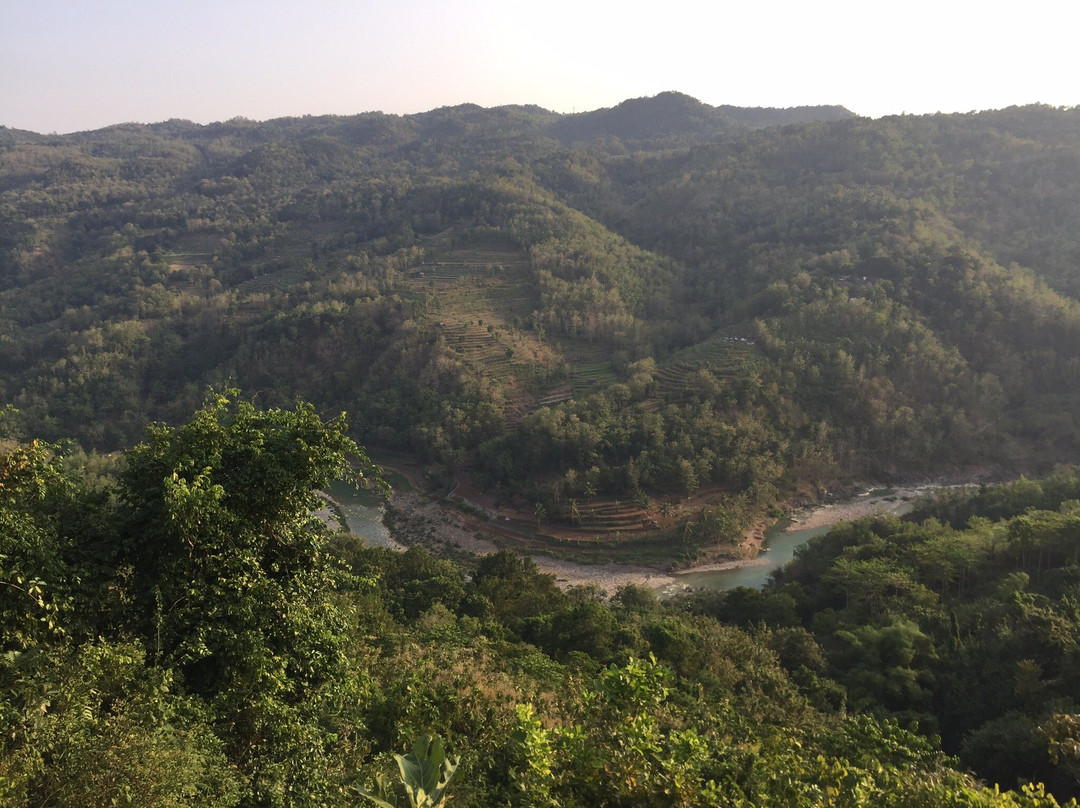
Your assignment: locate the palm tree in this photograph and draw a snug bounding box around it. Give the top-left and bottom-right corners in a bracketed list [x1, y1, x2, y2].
[533, 501, 547, 530]
[681, 519, 698, 548]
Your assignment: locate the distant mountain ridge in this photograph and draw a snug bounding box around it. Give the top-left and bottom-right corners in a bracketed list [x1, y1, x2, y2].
[548, 91, 854, 146]
[1, 91, 854, 147]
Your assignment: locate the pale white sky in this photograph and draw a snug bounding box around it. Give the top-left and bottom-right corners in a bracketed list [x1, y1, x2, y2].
[2, 0, 1075, 134]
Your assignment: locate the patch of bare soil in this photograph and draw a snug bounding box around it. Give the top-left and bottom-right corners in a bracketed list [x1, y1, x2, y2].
[388, 491, 500, 556]
[782, 483, 965, 532]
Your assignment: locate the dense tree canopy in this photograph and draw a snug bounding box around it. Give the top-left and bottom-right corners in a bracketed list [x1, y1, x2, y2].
[2, 399, 1079, 805]
[4, 98, 1080, 527]
[6, 96, 1080, 802]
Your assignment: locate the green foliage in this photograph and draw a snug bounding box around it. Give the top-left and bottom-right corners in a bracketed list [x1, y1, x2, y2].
[509, 656, 678, 806]
[11, 95, 1080, 801]
[469, 550, 563, 627]
[356, 734, 460, 808]
[1044, 714, 1080, 788]
[2, 398, 1079, 806]
[0, 440, 75, 650]
[0, 640, 241, 807]
[7, 101, 1080, 522]
[109, 392, 380, 805]
[504, 654, 1050, 807]
[740, 471, 1080, 801]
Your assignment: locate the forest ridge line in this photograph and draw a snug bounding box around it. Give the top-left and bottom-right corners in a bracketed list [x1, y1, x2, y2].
[2, 90, 855, 137]
[2, 94, 1080, 553]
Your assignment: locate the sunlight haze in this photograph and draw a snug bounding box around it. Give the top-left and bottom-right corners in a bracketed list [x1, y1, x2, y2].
[2, 0, 1075, 133]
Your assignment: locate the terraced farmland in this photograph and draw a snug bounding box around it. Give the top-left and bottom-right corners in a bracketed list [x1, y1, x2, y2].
[569, 499, 652, 531]
[402, 236, 565, 424]
[653, 336, 760, 400]
[669, 335, 758, 371]
[409, 234, 530, 291]
[236, 266, 311, 294]
[566, 351, 617, 397]
[163, 232, 221, 269]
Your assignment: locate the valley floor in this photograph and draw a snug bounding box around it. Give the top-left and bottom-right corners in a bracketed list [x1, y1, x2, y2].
[379, 480, 975, 595]
[782, 483, 943, 531]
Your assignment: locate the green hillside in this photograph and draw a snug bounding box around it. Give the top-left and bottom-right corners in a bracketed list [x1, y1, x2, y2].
[3, 394, 1079, 805]
[3, 96, 1080, 537]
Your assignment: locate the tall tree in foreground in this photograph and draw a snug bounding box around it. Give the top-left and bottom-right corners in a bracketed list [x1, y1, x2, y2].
[116, 391, 382, 807]
[0, 436, 243, 805]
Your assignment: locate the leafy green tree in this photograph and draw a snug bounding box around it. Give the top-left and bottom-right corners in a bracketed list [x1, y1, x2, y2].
[0, 641, 241, 807]
[383, 547, 467, 620]
[1045, 714, 1080, 790]
[115, 391, 381, 806]
[469, 551, 563, 626]
[0, 439, 75, 652]
[533, 501, 547, 529]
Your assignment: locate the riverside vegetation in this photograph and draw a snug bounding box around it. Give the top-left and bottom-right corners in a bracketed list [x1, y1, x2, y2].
[6, 93, 1080, 804]
[5, 393, 1080, 805]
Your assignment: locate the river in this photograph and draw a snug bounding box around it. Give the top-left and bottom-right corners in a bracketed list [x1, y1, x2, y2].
[660, 520, 833, 595]
[327, 478, 955, 595]
[658, 483, 949, 594]
[326, 480, 401, 550]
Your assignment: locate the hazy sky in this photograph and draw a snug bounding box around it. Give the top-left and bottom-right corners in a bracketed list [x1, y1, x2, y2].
[2, 0, 1075, 134]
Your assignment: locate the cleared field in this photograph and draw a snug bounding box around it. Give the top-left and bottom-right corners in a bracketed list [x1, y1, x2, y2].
[162, 233, 222, 268]
[236, 266, 310, 294]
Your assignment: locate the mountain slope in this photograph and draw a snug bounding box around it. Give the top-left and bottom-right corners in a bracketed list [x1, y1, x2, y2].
[2, 97, 1080, 535]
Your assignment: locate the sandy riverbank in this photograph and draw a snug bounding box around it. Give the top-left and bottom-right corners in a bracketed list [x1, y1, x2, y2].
[378, 492, 806, 596]
[782, 484, 951, 532]
[340, 483, 960, 597]
[386, 492, 677, 594]
[537, 481, 963, 594]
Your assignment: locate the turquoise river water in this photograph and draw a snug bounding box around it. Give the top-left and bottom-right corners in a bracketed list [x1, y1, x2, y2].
[661, 520, 834, 595]
[329, 480, 869, 593]
[326, 480, 396, 549]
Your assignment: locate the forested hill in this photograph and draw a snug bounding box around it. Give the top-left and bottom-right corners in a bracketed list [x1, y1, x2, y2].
[8, 394, 1080, 805]
[3, 95, 1080, 523]
[547, 91, 853, 146]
